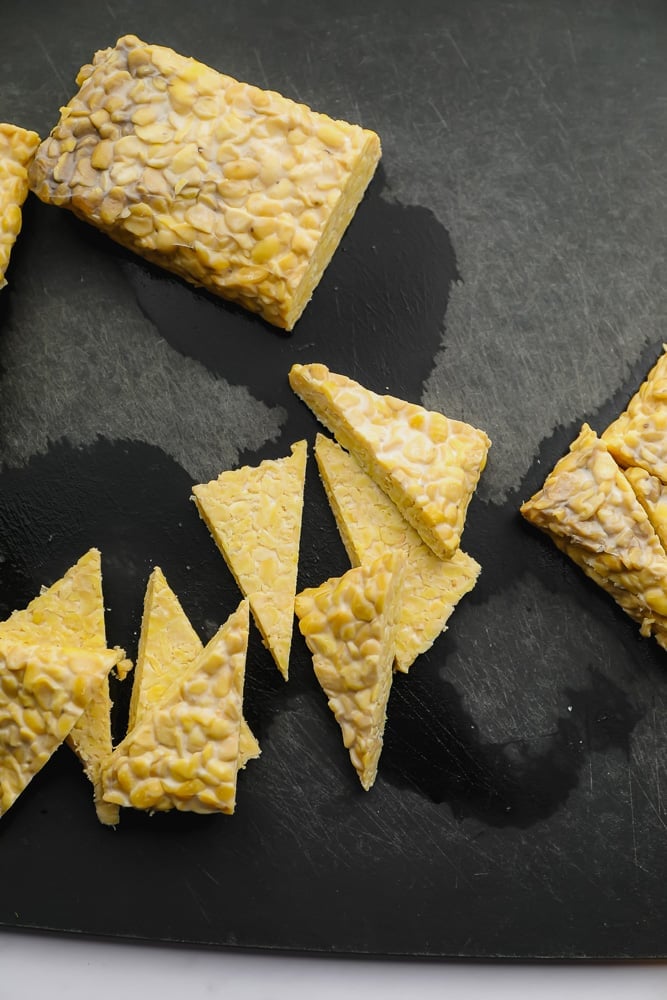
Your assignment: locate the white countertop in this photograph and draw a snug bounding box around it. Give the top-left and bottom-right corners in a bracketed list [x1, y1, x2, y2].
[1, 932, 665, 999]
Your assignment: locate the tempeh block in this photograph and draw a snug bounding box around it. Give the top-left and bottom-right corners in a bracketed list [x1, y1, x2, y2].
[28, 34, 381, 330]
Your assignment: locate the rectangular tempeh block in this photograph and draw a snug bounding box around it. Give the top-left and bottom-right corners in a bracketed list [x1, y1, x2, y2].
[28, 34, 381, 329]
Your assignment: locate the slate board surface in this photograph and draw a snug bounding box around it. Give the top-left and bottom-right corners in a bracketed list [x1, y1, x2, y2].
[2, 0, 667, 960]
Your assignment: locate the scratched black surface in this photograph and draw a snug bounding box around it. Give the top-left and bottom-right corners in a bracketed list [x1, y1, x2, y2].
[2, 0, 667, 960]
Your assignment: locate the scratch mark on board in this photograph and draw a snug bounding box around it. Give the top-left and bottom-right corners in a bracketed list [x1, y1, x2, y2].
[34, 34, 69, 100]
[444, 29, 471, 72]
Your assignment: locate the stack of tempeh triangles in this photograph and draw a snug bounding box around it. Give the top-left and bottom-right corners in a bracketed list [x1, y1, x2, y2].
[289, 363, 491, 790]
[521, 345, 667, 649]
[0, 549, 128, 823]
[102, 579, 258, 816]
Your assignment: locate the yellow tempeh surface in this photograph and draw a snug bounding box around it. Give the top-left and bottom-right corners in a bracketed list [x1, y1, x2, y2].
[0, 549, 129, 825]
[290, 363, 491, 561]
[28, 34, 381, 329]
[295, 552, 403, 791]
[624, 466, 667, 553]
[520, 423, 667, 649]
[102, 600, 249, 815]
[192, 441, 307, 680]
[0, 639, 119, 817]
[129, 566, 259, 768]
[602, 345, 667, 484]
[314, 434, 480, 671]
[0, 123, 40, 289]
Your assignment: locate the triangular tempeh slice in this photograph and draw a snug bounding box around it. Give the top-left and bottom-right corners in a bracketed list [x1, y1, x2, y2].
[289, 364, 490, 560]
[295, 552, 403, 790]
[129, 567, 259, 768]
[0, 639, 119, 817]
[520, 423, 667, 648]
[602, 345, 667, 482]
[0, 549, 129, 825]
[192, 441, 307, 679]
[314, 434, 480, 671]
[624, 466, 667, 552]
[102, 600, 249, 815]
[0, 123, 40, 289]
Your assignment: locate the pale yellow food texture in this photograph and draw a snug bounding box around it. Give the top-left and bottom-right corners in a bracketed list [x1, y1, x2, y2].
[602, 346, 667, 483]
[624, 466, 667, 552]
[520, 423, 667, 645]
[0, 548, 128, 825]
[102, 600, 249, 814]
[295, 552, 403, 791]
[314, 434, 480, 671]
[0, 124, 40, 288]
[0, 639, 118, 817]
[289, 364, 491, 561]
[192, 440, 307, 679]
[129, 566, 259, 767]
[27, 34, 381, 330]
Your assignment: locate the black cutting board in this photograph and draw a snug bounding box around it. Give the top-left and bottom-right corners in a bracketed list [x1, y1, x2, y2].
[2, 0, 667, 960]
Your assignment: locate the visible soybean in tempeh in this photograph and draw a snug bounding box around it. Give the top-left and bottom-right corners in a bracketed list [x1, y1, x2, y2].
[28, 35, 381, 329]
[0, 124, 40, 289]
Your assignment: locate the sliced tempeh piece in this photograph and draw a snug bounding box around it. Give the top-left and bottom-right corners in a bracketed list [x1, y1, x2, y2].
[28, 34, 381, 330]
[601, 346, 667, 482]
[0, 549, 129, 825]
[295, 552, 404, 790]
[0, 123, 40, 289]
[314, 434, 480, 671]
[520, 423, 667, 649]
[0, 639, 119, 818]
[192, 441, 307, 679]
[289, 364, 490, 560]
[102, 600, 249, 815]
[624, 466, 667, 552]
[129, 566, 259, 768]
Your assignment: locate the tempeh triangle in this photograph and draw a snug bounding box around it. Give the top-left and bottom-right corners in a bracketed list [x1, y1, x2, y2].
[0, 549, 129, 825]
[289, 364, 490, 560]
[602, 345, 667, 482]
[102, 600, 249, 815]
[314, 434, 480, 671]
[0, 123, 41, 289]
[624, 466, 667, 552]
[0, 638, 119, 817]
[295, 552, 403, 791]
[129, 567, 259, 767]
[192, 441, 307, 679]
